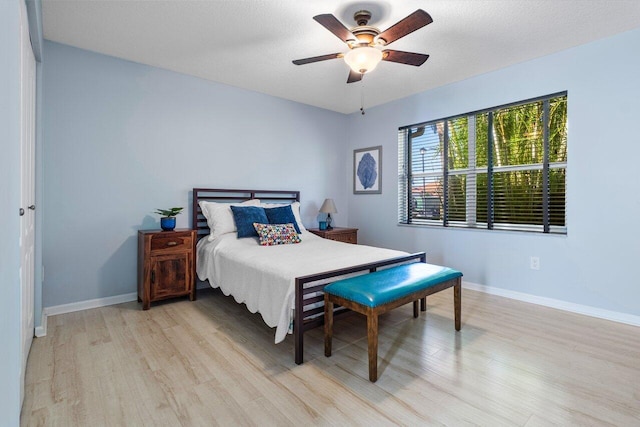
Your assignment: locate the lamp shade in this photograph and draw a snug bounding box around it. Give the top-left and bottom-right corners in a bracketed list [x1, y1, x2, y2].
[319, 198, 338, 214]
[344, 46, 383, 74]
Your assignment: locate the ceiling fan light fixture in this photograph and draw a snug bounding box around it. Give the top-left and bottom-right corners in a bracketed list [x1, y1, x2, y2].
[344, 46, 383, 74]
[293, 9, 432, 83]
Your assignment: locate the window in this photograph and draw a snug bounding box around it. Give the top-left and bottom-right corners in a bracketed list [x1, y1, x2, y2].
[398, 93, 567, 234]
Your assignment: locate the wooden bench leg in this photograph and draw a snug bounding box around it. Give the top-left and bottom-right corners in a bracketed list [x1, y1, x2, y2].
[324, 297, 334, 357]
[420, 297, 426, 312]
[367, 312, 379, 382]
[413, 300, 419, 318]
[454, 278, 461, 331]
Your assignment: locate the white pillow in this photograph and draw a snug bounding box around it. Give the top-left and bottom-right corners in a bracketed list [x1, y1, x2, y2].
[260, 201, 307, 233]
[200, 199, 261, 241]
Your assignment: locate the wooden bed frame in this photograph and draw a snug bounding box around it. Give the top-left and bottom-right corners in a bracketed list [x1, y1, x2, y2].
[192, 188, 426, 364]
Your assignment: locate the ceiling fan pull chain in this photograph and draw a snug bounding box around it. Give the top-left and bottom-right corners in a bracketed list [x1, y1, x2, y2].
[360, 75, 365, 115]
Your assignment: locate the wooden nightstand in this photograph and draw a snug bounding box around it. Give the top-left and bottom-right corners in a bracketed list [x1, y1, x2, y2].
[137, 229, 196, 310]
[307, 227, 358, 244]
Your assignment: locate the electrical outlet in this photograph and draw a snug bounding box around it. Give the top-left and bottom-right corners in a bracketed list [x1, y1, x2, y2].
[530, 256, 540, 270]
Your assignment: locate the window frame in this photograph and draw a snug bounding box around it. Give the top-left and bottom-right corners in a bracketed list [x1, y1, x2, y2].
[398, 92, 567, 235]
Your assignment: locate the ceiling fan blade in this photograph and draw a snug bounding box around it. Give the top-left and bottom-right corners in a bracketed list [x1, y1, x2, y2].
[313, 14, 357, 44]
[382, 50, 429, 66]
[292, 53, 342, 65]
[347, 69, 362, 84]
[376, 9, 433, 46]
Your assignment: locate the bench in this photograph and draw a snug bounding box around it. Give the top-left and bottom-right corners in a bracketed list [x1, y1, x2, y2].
[323, 262, 463, 382]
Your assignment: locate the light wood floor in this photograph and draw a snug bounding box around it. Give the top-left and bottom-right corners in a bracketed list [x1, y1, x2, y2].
[22, 287, 640, 426]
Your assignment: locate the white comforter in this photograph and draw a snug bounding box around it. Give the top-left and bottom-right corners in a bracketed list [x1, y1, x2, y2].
[196, 231, 407, 343]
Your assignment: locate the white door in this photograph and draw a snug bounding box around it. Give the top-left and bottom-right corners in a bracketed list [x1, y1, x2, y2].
[19, 0, 36, 406]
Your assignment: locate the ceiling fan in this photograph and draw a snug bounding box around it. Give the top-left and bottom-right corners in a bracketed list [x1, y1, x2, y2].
[292, 9, 433, 83]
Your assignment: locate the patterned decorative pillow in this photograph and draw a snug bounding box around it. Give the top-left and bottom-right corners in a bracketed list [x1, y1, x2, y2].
[253, 223, 301, 246]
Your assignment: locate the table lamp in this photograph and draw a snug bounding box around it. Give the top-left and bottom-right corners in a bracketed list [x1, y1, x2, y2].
[319, 199, 337, 230]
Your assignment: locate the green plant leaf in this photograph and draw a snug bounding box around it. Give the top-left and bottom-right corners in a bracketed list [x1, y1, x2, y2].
[155, 207, 183, 217]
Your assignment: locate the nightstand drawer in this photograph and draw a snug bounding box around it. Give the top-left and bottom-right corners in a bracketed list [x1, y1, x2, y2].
[333, 232, 357, 244]
[150, 232, 193, 253]
[307, 227, 358, 244]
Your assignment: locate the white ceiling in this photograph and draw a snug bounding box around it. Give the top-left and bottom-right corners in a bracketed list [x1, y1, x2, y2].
[42, 0, 640, 114]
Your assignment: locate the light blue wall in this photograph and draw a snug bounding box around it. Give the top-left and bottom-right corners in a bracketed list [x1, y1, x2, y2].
[346, 28, 640, 316]
[42, 28, 640, 317]
[42, 41, 348, 307]
[0, 0, 25, 424]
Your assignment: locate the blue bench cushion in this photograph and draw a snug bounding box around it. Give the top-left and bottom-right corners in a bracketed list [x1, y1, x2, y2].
[324, 263, 462, 308]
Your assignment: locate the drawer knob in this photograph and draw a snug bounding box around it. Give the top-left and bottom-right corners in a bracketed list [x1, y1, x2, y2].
[166, 241, 178, 246]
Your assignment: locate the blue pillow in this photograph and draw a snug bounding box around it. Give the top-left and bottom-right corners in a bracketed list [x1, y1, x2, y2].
[265, 205, 301, 233]
[230, 206, 268, 238]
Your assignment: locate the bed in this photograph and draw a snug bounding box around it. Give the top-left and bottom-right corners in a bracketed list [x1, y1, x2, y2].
[192, 188, 426, 364]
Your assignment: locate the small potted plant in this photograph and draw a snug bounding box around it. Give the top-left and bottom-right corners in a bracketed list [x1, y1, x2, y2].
[155, 207, 183, 231]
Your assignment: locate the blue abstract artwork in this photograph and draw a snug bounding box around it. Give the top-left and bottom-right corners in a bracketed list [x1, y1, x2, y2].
[354, 146, 382, 194]
[357, 153, 377, 189]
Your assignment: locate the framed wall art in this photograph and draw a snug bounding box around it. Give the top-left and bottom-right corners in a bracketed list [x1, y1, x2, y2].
[353, 146, 382, 194]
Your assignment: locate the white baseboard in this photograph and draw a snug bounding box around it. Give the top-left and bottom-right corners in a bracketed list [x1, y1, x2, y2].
[36, 292, 138, 336]
[34, 311, 47, 338]
[45, 292, 138, 316]
[35, 282, 640, 338]
[463, 281, 640, 327]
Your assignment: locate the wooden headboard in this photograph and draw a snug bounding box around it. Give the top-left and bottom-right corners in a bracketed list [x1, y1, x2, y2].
[192, 188, 300, 240]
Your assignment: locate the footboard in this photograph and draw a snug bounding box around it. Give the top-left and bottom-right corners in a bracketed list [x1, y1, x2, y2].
[293, 252, 426, 364]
